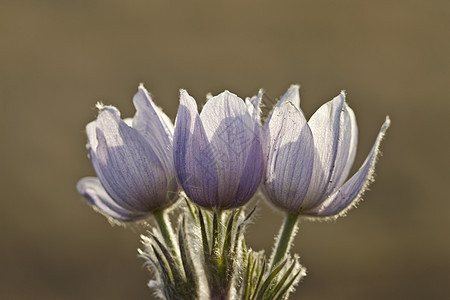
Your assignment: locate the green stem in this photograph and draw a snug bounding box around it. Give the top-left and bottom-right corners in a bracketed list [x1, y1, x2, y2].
[210, 209, 229, 299]
[270, 212, 299, 271]
[212, 209, 223, 256]
[153, 210, 181, 267]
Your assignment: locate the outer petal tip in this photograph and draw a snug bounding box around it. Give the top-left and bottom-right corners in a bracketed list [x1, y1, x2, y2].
[246, 89, 264, 124]
[136, 84, 150, 99]
[335, 91, 346, 106]
[179, 89, 192, 103]
[384, 115, 391, 128]
[278, 85, 301, 108]
[97, 105, 122, 120]
[179, 89, 187, 98]
[132, 82, 175, 178]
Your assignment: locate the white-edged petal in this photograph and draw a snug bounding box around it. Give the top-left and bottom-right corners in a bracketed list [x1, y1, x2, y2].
[245, 89, 264, 126]
[303, 92, 345, 208]
[173, 90, 219, 208]
[265, 85, 301, 128]
[304, 116, 390, 217]
[132, 85, 174, 177]
[263, 102, 315, 212]
[335, 104, 358, 187]
[277, 84, 300, 109]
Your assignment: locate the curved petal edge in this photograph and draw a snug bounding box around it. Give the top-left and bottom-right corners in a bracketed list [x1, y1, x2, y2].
[263, 102, 315, 212]
[173, 90, 219, 208]
[303, 116, 391, 219]
[77, 177, 147, 222]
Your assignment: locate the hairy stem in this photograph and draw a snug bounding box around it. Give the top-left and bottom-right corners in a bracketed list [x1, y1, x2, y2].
[270, 212, 299, 270]
[153, 210, 182, 269]
[209, 209, 229, 298]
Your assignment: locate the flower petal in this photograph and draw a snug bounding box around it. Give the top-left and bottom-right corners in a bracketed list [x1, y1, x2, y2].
[77, 177, 147, 222]
[245, 89, 264, 126]
[263, 102, 315, 212]
[303, 92, 345, 208]
[265, 85, 301, 128]
[277, 84, 300, 109]
[173, 90, 219, 207]
[304, 116, 390, 217]
[335, 104, 358, 187]
[199, 91, 263, 208]
[313, 102, 359, 197]
[132, 84, 174, 177]
[89, 107, 168, 212]
[232, 134, 264, 207]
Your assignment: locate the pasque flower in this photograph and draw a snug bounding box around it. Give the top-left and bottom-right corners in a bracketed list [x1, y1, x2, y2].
[263, 86, 390, 217]
[77, 85, 178, 222]
[173, 90, 264, 209]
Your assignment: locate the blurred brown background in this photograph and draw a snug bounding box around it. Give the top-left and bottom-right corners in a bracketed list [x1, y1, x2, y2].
[2, 0, 449, 299]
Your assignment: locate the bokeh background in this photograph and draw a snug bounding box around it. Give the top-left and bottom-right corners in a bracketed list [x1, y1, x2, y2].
[2, 0, 449, 299]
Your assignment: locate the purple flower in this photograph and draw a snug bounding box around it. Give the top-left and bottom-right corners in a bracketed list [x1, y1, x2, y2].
[263, 86, 390, 217]
[173, 90, 264, 209]
[77, 85, 178, 222]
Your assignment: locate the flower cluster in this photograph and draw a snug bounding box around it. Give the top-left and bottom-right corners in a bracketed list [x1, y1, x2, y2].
[77, 84, 390, 299]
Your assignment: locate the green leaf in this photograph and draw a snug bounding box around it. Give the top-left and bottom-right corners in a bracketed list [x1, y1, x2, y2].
[151, 234, 185, 285]
[266, 260, 297, 299]
[256, 259, 287, 299]
[274, 268, 303, 300]
[198, 209, 210, 256]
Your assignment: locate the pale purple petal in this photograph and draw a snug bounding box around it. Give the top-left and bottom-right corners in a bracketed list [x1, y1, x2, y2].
[335, 104, 358, 187]
[277, 85, 300, 109]
[132, 85, 174, 177]
[314, 101, 359, 196]
[200, 91, 263, 208]
[89, 107, 168, 212]
[303, 92, 345, 209]
[77, 177, 146, 222]
[173, 90, 219, 207]
[263, 102, 314, 211]
[246, 89, 265, 171]
[232, 134, 264, 207]
[265, 85, 301, 128]
[304, 116, 390, 217]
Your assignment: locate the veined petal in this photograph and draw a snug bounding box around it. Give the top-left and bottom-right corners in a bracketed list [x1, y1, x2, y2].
[77, 177, 147, 222]
[265, 85, 301, 129]
[90, 107, 168, 212]
[232, 134, 264, 207]
[263, 102, 314, 212]
[304, 116, 390, 217]
[303, 92, 345, 208]
[173, 90, 219, 208]
[336, 104, 358, 187]
[132, 85, 174, 177]
[314, 101, 359, 196]
[277, 84, 300, 109]
[200, 91, 263, 208]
